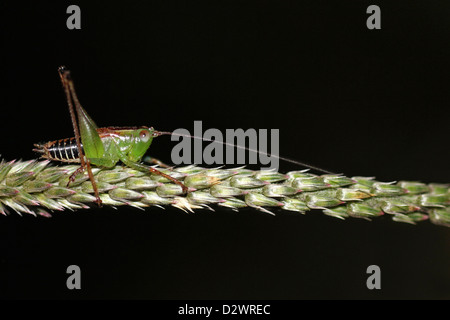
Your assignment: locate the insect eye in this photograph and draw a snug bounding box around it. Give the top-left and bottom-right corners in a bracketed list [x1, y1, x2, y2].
[139, 130, 150, 142]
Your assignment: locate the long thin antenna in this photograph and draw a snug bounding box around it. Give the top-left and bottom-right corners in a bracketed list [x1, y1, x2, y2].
[154, 130, 336, 174]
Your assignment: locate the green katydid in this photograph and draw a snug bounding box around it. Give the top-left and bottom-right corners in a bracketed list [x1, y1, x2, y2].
[33, 66, 189, 206]
[34, 66, 334, 207]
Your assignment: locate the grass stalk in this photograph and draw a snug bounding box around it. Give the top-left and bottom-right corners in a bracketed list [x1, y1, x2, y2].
[0, 158, 448, 227]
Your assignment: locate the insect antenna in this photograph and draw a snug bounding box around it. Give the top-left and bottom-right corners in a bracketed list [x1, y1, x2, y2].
[154, 130, 336, 174]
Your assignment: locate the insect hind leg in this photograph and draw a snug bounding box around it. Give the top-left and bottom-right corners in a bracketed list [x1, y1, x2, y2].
[85, 160, 102, 206]
[67, 160, 103, 207]
[67, 165, 86, 187]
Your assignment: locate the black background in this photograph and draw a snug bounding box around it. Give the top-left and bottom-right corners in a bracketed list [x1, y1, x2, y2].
[0, 1, 449, 300]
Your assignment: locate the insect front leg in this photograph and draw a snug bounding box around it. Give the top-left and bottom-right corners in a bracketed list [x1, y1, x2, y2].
[119, 155, 189, 194]
[143, 156, 171, 168]
[148, 167, 189, 193]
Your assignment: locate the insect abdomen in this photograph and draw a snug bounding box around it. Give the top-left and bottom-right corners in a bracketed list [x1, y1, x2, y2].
[34, 138, 82, 163]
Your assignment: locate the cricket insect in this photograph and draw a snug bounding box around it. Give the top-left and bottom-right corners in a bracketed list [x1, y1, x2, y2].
[34, 66, 333, 207]
[34, 66, 189, 206]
